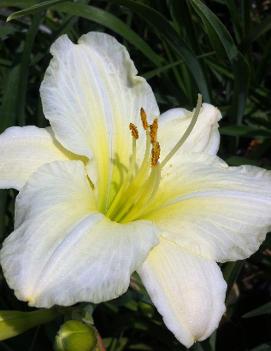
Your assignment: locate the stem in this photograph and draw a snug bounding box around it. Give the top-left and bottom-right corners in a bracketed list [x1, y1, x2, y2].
[97, 332, 106, 351]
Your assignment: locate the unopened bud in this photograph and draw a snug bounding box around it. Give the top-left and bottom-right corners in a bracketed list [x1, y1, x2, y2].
[55, 320, 97, 351]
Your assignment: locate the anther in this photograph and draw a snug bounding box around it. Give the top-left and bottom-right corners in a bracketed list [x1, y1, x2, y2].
[150, 118, 158, 144]
[140, 108, 149, 130]
[129, 123, 139, 139]
[151, 141, 160, 167]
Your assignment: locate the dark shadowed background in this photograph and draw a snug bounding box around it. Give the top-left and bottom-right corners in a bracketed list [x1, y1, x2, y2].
[0, 1, 271, 350]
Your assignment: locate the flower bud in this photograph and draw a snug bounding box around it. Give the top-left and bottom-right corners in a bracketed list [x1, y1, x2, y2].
[55, 320, 97, 351]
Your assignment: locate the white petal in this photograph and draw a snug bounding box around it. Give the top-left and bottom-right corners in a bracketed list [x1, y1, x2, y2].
[0, 126, 75, 190]
[147, 153, 271, 262]
[40, 32, 159, 207]
[138, 238, 226, 348]
[159, 103, 221, 158]
[1, 160, 158, 307]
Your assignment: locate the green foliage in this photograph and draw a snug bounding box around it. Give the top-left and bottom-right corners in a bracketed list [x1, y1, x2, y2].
[0, 309, 61, 340]
[0, 1, 271, 350]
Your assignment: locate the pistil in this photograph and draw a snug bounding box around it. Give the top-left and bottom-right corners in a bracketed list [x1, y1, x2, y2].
[160, 94, 202, 167]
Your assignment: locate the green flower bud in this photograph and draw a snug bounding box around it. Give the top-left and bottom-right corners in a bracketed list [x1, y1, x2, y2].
[55, 320, 97, 351]
[0, 309, 60, 340]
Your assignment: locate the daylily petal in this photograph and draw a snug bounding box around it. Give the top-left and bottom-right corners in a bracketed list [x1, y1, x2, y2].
[1, 160, 158, 307]
[138, 238, 226, 348]
[40, 32, 159, 209]
[0, 126, 75, 190]
[159, 103, 221, 159]
[146, 153, 271, 262]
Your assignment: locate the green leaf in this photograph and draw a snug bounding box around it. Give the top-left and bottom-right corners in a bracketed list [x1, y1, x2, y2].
[53, 2, 163, 66]
[6, 0, 67, 21]
[0, 0, 36, 9]
[220, 125, 270, 137]
[222, 0, 242, 42]
[230, 53, 250, 125]
[143, 59, 183, 80]
[17, 12, 43, 125]
[0, 24, 17, 38]
[226, 156, 259, 166]
[109, 0, 210, 101]
[249, 16, 271, 42]
[169, 0, 198, 51]
[223, 261, 244, 294]
[0, 65, 21, 130]
[190, 0, 249, 125]
[243, 302, 271, 318]
[0, 13, 42, 128]
[129, 344, 152, 350]
[190, 0, 238, 62]
[0, 309, 60, 340]
[250, 344, 271, 351]
[0, 190, 8, 241]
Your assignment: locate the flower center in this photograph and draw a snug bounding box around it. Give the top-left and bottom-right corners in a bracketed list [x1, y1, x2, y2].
[105, 94, 202, 223]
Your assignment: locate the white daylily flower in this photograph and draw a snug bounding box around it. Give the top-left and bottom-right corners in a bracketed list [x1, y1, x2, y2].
[0, 32, 271, 348]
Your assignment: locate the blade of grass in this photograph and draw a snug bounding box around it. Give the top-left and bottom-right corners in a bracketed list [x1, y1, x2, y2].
[0, 66, 20, 130]
[190, 0, 250, 128]
[230, 53, 250, 125]
[250, 344, 271, 351]
[243, 302, 271, 318]
[161, 41, 191, 103]
[220, 125, 270, 137]
[142, 59, 183, 80]
[0, 24, 17, 38]
[0, 190, 8, 242]
[250, 16, 271, 42]
[52, 2, 163, 67]
[17, 12, 43, 125]
[0, 0, 36, 9]
[190, 0, 238, 61]
[223, 261, 244, 300]
[109, 0, 210, 101]
[6, 0, 67, 21]
[169, 0, 198, 51]
[0, 65, 21, 239]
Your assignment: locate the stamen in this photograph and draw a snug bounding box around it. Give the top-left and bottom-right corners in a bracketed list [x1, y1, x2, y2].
[129, 123, 139, 139]
[160, 94, 202, 168]
[106, 121, 151, 221]
[122, 164, 161, 223]
[151, 141, 160, 167]
[140, 107, 149, 130]
[150, 118, 158, 144]
[106, 109, 162, 223]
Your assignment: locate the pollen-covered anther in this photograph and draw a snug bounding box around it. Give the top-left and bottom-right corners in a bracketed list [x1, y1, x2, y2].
[129, 123, 139, 139]
[151, 141, 161, 167]
[140, 107, 149, 130]
[150, 118, 158, 144]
